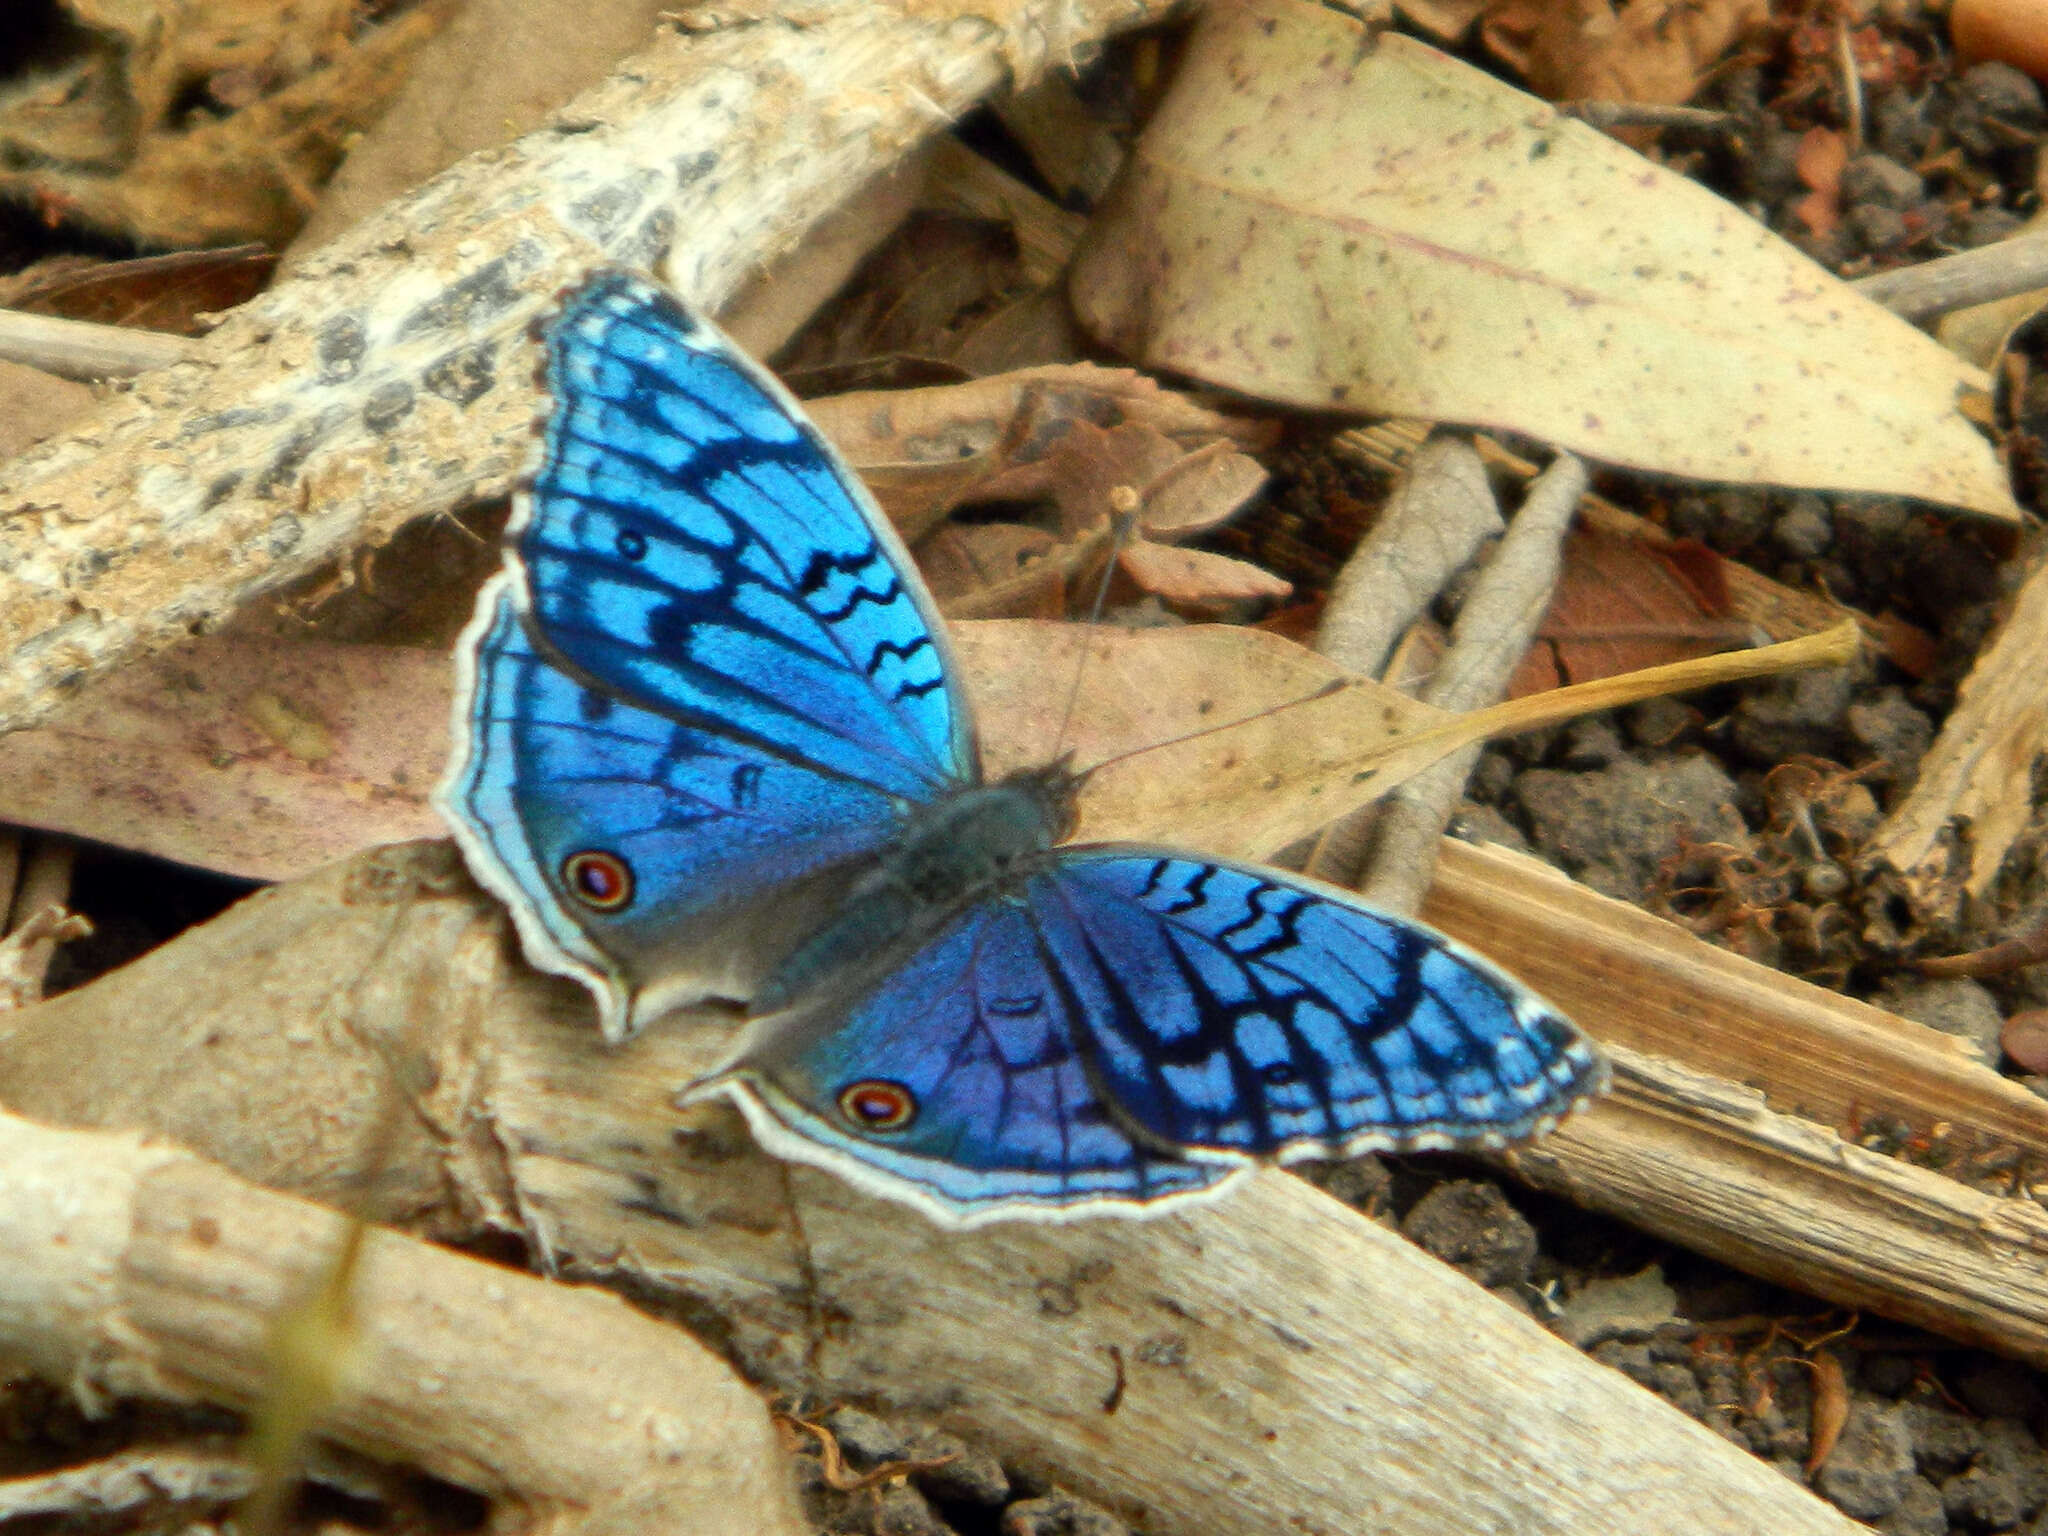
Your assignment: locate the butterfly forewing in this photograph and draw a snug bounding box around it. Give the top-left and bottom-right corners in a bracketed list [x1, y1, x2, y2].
[439, 271, 976, 1039]
[515, 271, 972, 796]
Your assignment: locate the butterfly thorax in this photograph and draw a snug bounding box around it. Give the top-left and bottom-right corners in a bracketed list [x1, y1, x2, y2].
[749, 763, 1080, 1018]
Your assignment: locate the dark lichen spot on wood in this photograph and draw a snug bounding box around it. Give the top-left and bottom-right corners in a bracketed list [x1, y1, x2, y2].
[254, 411, 339, 498]
[397, 250, 533, 339]
[363, 380, 415, 434]
[266, 513, 302, 556]
[620, 207, 676, 269]
[675, 149, 719, 187]
[69, 546, 110, 581]
[317, 315, 367, 382]
[182, 403, 288, 440]
[572, 171, 660, 238]
[202, 472, 242, 509]
[424, 343, 497, 407]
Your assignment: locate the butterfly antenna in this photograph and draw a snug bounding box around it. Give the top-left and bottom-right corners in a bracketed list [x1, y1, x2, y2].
[1069, 677, 1351, 788]
[1050, 489, 1141, 761]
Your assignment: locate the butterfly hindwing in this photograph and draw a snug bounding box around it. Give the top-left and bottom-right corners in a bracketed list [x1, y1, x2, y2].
[703, 844, 1601, 1224]
[513, 269, 971, 797]
[1027, 852, 1603, 1156]
[445, 581, 920, 1037]
[700, 897, 1240, 1224]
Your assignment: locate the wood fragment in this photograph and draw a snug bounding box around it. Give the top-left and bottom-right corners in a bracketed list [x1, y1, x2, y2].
[1867, 547, 2048, 912]
[1849, 231, 2048, 322]
[0, 308, 199, 380]
[0, 1109, 806, 1536]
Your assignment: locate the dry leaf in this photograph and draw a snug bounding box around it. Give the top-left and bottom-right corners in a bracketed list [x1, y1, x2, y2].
[807, 364, 1272, 542]
[1037, 421, 1279, 608]
[0, 361, 96, 461]
[0, 616, 1846, 886]
[287, 0, 672, 260]
[1511, 0, 1771, 106]
[1070, 0, 2018, 519]
[919, 524, 1064, 615]
[0, 2, 448, 247]
[0, 247, 275, 334]
[0, 638, 446, 882]
[1511, 524, 1752, 693]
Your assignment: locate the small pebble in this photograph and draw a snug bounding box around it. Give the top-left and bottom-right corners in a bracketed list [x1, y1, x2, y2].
[1002, 1488, 1130, 1536]
[1841, 153, 1925, 210]
[1818, 1401, 1917, 1520]
[1772, 496, 1833, 560]
[2002, 1009, 2048, 1073]
[1401, 1180, 1539, 1288]
[1848, 203, 1911, 255]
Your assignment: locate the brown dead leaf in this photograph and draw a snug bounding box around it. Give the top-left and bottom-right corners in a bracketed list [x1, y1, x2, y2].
[0, 637, 446, 882]
[1511, 525, 1751, 693]
[1795, 127, 1849, 239]
[287, 0, 673, 261]
[0, 361, 96, 461]
[0, 247, 275, 334]
[807, 364, 1273, 542]
[0, 1, 449, 248]
[1038, 420, 1280, 609]
[920, 524, 1064, 615]
[1116, 543, 1293, 606]
[1508, 0, 1771, 106]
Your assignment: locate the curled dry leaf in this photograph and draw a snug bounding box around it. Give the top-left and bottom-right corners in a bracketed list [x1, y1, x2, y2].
[805, 363, 1273, 542]
[1794, 127, 1850, 239]
[1513, 524, 1755, 694]
[1040, 419, 1282, 609]
[1498, 0, 1772, 108]
[1804, 1351, 1851, 1474]
[1071, 0, 2018, 519]
[0, 247, 276, 335]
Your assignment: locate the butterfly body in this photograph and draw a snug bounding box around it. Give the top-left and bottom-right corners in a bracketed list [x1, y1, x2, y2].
[438, 267, 1606, 1226]
[751, 764, 1076, 1016]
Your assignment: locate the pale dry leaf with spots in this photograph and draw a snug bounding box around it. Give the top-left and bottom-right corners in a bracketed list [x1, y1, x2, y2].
[1071, 0, 2017, 519]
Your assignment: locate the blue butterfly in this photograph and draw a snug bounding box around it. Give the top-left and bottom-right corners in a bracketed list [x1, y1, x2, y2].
[438, 267, 1606, 1225]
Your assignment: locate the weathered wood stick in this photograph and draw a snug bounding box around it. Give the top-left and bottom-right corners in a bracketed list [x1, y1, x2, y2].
[0, 0, 1176, 737]
[0, 1108, 806, 1536]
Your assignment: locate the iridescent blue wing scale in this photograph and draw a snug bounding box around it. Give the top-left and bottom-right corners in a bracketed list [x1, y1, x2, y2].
[439, 269, 974, 1039]
[1026, 852, 1603, 1156]
[703, 899, 1239, 1224]
[701, 849, 1601, 1225]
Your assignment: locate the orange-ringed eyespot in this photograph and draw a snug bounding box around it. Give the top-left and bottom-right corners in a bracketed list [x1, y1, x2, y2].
[837, 1079, 917, 1132]
[561, 850, 634, 910]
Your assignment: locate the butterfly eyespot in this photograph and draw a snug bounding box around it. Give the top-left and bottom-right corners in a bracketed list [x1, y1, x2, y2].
[837, 1080, 917, 1132]
[560, 850, 634, 910]
[615, 528, 649, 561]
